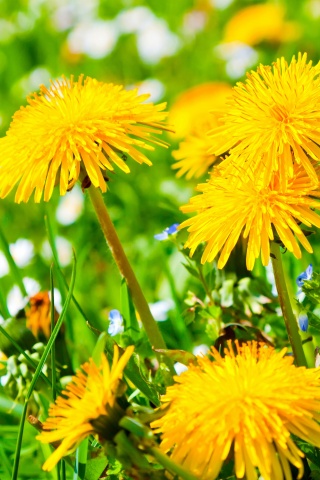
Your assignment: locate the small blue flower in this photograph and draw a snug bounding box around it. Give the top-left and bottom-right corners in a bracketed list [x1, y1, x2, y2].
[108, 309, 124, 336]
[154, 223, 180, 241]
[296, 264, 313, 287]
[298, 313, 308, 332]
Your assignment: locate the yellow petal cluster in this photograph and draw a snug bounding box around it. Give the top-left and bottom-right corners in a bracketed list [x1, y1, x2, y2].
[37, 345, 134, 471]
[172, 125, 217, 179]
[223, 4, 299, 46]
[210, 53, 320, 187]
[0, 76, 168, 203]
[169, 82, 231, 139]
[180, 164, 320, 270]
[152, 341, 320, 480]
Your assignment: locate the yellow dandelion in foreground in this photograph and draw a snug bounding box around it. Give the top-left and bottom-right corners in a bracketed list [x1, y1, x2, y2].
[169, 82, 231, 139]
[223, 4, 299, 46]
[210, 53, 320, 187]
[180, 164, 320, 270]
[172, 125, 217, 180]
[37, 345, 134, 471]
[152, 341, 320, 480]
[0, 76, 168, 203]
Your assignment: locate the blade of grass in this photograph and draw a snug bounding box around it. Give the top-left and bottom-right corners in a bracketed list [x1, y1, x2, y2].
[50, 266, 57, 400]
[11, 252, 77, 480]
[44, 214, 74, 342]
[0, 227, 27, 297]
[73, 438, 88, 480]
[0, 279, 10, 318]
[121, 279, 140, 342]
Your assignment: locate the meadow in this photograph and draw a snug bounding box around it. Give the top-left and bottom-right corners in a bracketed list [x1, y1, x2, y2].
[2, 1, 320, 479]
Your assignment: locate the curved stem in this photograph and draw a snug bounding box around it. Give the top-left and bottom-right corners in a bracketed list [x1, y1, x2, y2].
[87, 186, 174, 373]
[270, 242, 307, 367]
[149, 447, 199, 480]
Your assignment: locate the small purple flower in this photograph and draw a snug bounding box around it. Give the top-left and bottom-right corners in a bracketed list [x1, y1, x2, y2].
[108, 309, 124, 336]
[154, 223, 180, 241]
[298, 313, 308, 332]
[296, 264, 313, 287]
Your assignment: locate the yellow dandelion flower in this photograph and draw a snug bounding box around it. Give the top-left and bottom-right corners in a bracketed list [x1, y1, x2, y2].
[26, 292, 57, 339]
[0, 76, 168, 203]
[172, 127, 217, 180]
[37, 345, 134, 471]
[152, 341, 320, 480]
[180, 164, 320, 270]
[223, 4, 300, 46]
[210, 53, 320, 187]
[169, 82, 231, 139]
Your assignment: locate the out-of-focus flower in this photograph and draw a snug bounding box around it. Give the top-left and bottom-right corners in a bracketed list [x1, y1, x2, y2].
[116, 6, 155, 34]
[136, 18, 180, 65]
[0, 251, 9, 277]
[9, 239, 34, 268]
[56, 185, 84, 225]
[192, 344, 209, 356]
[37, 345, 134, 471]
[180, 164, 320, 270]
[182, 10, 208, 37]
[223, 4, 300, 46]
[296, 264, 313, 287]
[42, 237, 73, 267]
[0, 76, 168, 203]
[67, 20, 118, 59]
[108, 309, 124, 336]
[169, 82, 231, 139]
[172, 123, 217, 180]
[174, 362, 188, 375]
[149, 299, 175, 321]
[26, 292, 58, 338]
[298, 313, 309, 332]
[7, 278, 40, 316]
[215, 42, 258, 79]
[154, 223, 179, 241]
[152, 341, 320, 480]
[210, 53, 320, 188]
[134, 78, 165, 103]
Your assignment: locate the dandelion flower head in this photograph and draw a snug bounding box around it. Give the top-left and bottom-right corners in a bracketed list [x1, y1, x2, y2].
[151, 341, 320, 480]
[0, 75, 168, 203]
[223, 4, 299, 46]
[180, 163, 320, 270]
[37, 345, 134, 471]
[172, 121, 219, 180]
[210, 53, 320, 187]
[169, 82, 231, 139]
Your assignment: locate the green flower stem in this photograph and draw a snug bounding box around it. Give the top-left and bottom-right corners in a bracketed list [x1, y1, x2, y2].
[87, 185, 174, 372]
[270, 242, 307, 367]
[149, 447, 199, 480]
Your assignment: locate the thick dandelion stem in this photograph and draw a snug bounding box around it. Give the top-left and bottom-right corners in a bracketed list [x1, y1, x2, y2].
[149, 447, 199, 480]
[87, 185, 173, 368]
[270, 242, 307, 367]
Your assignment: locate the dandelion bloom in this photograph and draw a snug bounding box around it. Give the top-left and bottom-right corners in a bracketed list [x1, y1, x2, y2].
[37, 345, 134, 471]
[169, 82, 231, 139]
[0, 76, 168, 203]
[223, 4, 299, 46]
[26, 292, 57, 339]
[172, 124, 217, 179]
[210, 53, 320, 187]
[180, 164, 320, 270]
[151, 341, 320, 480]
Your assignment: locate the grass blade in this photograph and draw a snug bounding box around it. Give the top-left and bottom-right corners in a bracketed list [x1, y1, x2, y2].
[0, 227, 27, 297]
[11, 252, 77, 480]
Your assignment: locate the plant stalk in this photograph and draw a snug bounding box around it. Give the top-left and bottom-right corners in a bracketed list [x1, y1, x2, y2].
[270, 242, 307, 367]
[87, 185, 173, 371]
